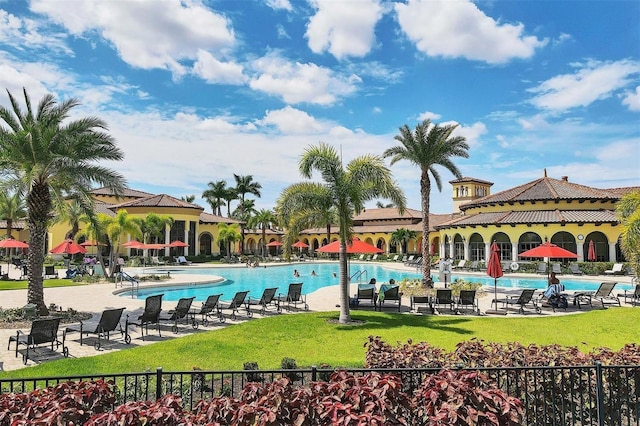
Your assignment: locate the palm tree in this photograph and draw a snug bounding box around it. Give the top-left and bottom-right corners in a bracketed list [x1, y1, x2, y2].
[376, 201, 395, 208]
[276, 182, 338, 258]
[135, 213, 173, 258]
[0, 88, 126, 313]
[181, 195, 195, 203]
[101, 210, 141, 277]
[217, 222, 241, 258]
[202, 180, 228, 216]
[384, 119, 469, 285]
[223, 187, 238, 217]
[390, 228, 417, 255]
[288, 143, 406, 323]
[233, 174, 262, 254]
[616, 190, 640, 278]
[58, 199, 86, 240]
[0, 190, 26, 239]
[78, 211, 108, 267]
[248, 208, 277, 257]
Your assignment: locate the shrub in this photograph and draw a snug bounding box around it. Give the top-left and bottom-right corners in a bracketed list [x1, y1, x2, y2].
[280, 357, 301, 382]
[243, 361, 263, 382]
[449, 279, 484, 297]
[398, 278, 435, 297]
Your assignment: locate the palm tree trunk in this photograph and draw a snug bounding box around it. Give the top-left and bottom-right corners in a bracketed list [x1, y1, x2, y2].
[26, 184, 51, 315]
[338, 241, 351, 323]
[420, 170, 431, 285]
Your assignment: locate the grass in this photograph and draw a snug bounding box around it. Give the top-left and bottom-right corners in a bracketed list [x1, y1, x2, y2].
[1, 308, 639, 379]
[0, 279, 86, 291]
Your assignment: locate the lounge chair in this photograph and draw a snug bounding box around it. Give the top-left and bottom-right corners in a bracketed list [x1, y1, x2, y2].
[43, 265, 58, 279]
[246, 287, 281, 314]
[8, 318, 68, 364]
[501, 261, 511, 273]
[535, 263, 548, 275]
[403, 255, 415, 265]
[64, 307, 130, 350]
[150, 256, 166, 266]
[176, 256, 191, 265]
[465, 260, 479, 271]
[493, 289, 541, 314]
[160, 297, 197, 333]
[11, 258, 24, 269]
[276, 283, 309, 311]
[194, 294, 225, 324]
[569, 263, 583, 275]
[434, 289, 455, 313]
[130, 294, 164, 340]
[355, 283, 377, 309]
[456, 290, 478, 314]
[370, 254, 379, 261]
[391, 254, 399, 262]
[377, 284, 402, 312]
[409, 257, 423, 267]
[357, 254, 365, 261]
[573, 282, 620, 309]
[452, 259, 466, 270]
[219, 291, 252, 320]
[618, 284, 640, 306]
[551, 263, 563, 275]
[604, 263, 624, 275]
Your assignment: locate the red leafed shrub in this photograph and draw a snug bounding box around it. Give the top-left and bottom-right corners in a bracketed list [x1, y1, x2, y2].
[0, 379, 116, 426]
[364, 336, 452, 369]
[190, 372, 413, 425]
[412, 370, 524, 426]
[85, 394, 187, 425]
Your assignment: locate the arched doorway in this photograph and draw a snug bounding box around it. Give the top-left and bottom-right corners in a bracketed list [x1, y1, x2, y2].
[453, 234, 464, 260]
[551, 231, 576, 256]
[469, 233, 485, 261]
[199, 233, 212, 255]
[584, 231, 609, 262]
[518, 232, 543, 256]
[491, 232, 512, 261]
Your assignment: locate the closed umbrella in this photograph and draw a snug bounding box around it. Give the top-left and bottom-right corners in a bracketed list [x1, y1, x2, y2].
[587, 240, 596, 262]
[486, 241, 504, 314]
[50, 239, 87, 255]
[519, 242, 578, 280]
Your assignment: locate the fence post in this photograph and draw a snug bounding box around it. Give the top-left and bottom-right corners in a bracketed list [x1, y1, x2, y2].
[156, 367, 163, 401]
[595, 362, 605, 426]
[311, 365, 317, 382]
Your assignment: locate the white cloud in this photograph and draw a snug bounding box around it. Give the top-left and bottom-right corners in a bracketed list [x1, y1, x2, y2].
[249, 53, 360, 105]
[528, 59, 640, 111]
[276, 24, 290, 39]
[622, 86, 640, 111]
[192, 50, 247, 85]
[450, 121, 487, 148]
[395, 0, 547, 64]
[496, 135, 509, 148]
[418, 111, 442, 121]
[265, 0, 292, 11]
[518, 114, 549, 130]
[0, 9, 71, 55]
[305, 0, 383, 60]
[30, 0, 235, 78]
[258, 106, 326, 134]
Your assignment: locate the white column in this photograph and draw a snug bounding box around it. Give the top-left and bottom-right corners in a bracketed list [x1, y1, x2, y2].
[576, 242, 584, 262]
[164, 228, 171, 256]
[484, 242, 491, 262]
[183, 228, 189, 256]
[511, 245, 518, 263]
[609, 242, 617, 262]
[463, 241, 469, 260]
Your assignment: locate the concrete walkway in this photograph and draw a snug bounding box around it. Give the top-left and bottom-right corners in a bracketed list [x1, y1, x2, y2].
[0, 261, 634, 372]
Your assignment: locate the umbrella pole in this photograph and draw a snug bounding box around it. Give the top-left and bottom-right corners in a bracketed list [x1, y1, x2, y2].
[494, 278, 498, 310]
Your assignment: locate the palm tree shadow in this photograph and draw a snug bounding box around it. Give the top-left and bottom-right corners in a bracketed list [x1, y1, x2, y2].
[326, 312, 474, 335]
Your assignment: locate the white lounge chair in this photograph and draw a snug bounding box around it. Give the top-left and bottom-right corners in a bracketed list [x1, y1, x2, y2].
[604, 263, 624, 275]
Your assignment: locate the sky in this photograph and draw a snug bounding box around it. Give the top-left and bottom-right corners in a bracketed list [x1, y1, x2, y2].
[0, 0, 639, 215]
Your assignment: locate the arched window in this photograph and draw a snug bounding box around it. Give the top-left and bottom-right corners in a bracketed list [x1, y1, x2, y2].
[199, 233, 212, 255]
[518, 232, 542, 255]
[584, 232, 609, 262]
[453, 234, 465, 260]
[469, 233, 485, 261]
[492, 232, 512, 261]
[550, 232, 576, 256]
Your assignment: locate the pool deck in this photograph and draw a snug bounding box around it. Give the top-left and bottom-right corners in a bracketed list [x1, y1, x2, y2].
[0, 261, 635, 372]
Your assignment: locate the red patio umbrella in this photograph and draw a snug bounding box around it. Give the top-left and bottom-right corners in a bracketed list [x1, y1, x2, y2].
[587, 240, 596, 262]
[316, 238, 383, 254]
[50, 239, 87, 255]
[0, 239, 29, 249]
[122, 240, 143, 248]
[291, 241, 309, 249]
[266, 241, 283, 247]
[79, 240, 105, 247]
[486, 241, 504, 314]
[519, 242, 577, 280]
[168, 240, 189, 248]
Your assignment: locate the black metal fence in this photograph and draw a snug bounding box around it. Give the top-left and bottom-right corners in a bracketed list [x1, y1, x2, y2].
[1, 364, 638, 425]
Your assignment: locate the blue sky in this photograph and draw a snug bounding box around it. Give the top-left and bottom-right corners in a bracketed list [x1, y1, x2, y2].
[1, 0, 638, 214]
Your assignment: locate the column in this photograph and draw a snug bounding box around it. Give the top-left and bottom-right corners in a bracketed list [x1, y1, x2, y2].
[164, 228, 171, 257]
[511, 245, 518, 263]
[463, 240, 469, 260]
[484, 242, 491, 263]
[576, 242, 584, 262]
[609, 242, 617, 262]
[183, 228, 189, 256]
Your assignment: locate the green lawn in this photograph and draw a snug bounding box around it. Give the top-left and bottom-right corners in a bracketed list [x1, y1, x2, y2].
[0, 279, 86, 290]
[1, 308, 639, 379]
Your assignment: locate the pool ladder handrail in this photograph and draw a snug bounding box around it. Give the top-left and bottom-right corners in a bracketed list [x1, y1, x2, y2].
[350, 269, 368, 283]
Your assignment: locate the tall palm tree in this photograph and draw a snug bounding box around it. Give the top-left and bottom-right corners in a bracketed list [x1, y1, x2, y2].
[234, 174, 262, 254]
[202, 180, 228, 216]
[384, 119, 469, 284]
[248, 208, 277, 257]
[101, 210, 141, 277]
[616, 190, 640, 278]
[181, 195, 195, 203]
[217, 222, 241, 257]
[276, 182, 337, 258]
[0, 88, 126, 313]
[376, 201, 395, 208]
[223, 187, 238, 217]
[390, 228, 417, 255]
[287, 143, 406, 323]
[0, 190, 26, 239]
[78, 211, 108, 267]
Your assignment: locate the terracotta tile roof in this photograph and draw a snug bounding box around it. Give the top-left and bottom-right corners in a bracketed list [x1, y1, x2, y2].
[460, 176, 621, 211]
[90, 187, 154, 198]
[0, 220, 26, 230]
[353, 207, 423, 221]
[299, 211, 452, 234]
[94, 200, 116, 217]
[245, 228, 285, 236]
[436, 209, 618, 228]
[449, 176, 494, 185]
[199, 212, 243, 224]
[111, 194, 203, 210]
[604, 186, 640, 197]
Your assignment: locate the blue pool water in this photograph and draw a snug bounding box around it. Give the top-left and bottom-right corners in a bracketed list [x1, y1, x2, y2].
[122, 263, 626, 302]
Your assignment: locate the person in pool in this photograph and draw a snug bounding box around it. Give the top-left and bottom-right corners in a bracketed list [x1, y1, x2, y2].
[311, 270, 317, 276]
[293, 269, 300, 277]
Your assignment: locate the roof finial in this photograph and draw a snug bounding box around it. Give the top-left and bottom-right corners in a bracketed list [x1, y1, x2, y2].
[543, 168, 547, 177]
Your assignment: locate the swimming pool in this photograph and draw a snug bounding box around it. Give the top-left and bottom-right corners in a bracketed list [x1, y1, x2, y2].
[122, 263, 627, 302]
